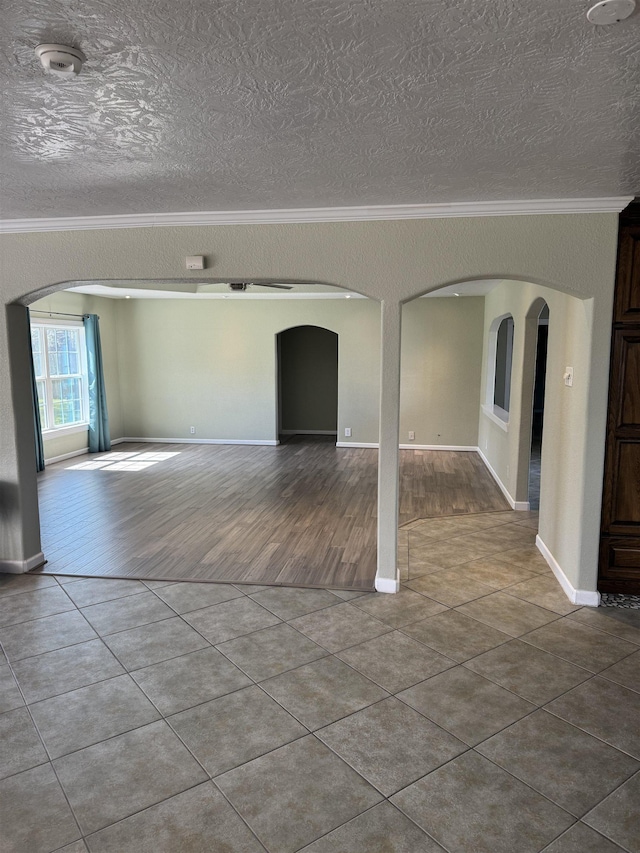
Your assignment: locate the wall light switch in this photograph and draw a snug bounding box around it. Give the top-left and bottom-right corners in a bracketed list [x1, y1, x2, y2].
[186, 255, 205, 270]
[345, 428, 352, 437]
[564, 367, 574, 387]
[408, 431, 415, 440]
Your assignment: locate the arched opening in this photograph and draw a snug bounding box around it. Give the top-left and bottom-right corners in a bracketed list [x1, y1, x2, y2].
[276, 325, 338, 443]
[19, 280, 381, 591]
[525, 301, 549, 511]
[396, 277, 588, 605]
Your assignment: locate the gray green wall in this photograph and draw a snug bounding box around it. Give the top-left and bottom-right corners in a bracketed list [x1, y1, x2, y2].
[401, 297, 484, 447]
[0, 213, 620, 594]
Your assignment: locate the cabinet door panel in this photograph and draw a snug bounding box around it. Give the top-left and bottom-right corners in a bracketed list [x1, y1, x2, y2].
[614, 229, 640, 324]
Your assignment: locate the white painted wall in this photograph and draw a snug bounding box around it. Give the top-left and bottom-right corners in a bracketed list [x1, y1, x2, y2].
[478, 281, 600, 593]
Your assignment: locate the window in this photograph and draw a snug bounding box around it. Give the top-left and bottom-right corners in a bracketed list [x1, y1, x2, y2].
[493, 315, 514, 415]
[31, 322, 89, 432]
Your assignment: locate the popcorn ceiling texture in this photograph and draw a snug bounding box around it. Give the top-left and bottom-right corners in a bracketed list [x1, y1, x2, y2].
[2, 0, 639, 218]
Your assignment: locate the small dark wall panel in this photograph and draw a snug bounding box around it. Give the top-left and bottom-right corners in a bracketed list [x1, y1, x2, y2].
[279, 326, 338, 433]
[614, 230, 640, 323]
[612, 444, 640, 527]
[599, 204, 640, 593]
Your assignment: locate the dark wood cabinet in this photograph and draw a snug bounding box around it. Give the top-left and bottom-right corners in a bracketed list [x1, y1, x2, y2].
[599, 202, 640, 593]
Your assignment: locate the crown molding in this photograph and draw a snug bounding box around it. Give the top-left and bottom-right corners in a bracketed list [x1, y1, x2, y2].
[0, 197, 633, 234]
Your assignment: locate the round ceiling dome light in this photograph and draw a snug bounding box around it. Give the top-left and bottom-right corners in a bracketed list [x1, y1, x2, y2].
[587, 0, 635, 24]
[35, 44, 86, 76]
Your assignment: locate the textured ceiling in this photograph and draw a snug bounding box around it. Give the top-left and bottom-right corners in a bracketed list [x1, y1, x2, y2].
[1, 0, 639, 219]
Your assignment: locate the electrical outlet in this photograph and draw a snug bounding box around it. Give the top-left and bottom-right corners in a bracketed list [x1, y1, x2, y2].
[190, 426, 196, 434]
[344, 427, 352, 437]
[408, 431, 415, 440]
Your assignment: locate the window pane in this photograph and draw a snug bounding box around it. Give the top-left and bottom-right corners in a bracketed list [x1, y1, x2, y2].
[494, 317, 514, 412]
[31, 328, 44, 377]
[47, 327, 80, 376]
[52, 378, 83, 426]
[36, 380, 47, 429]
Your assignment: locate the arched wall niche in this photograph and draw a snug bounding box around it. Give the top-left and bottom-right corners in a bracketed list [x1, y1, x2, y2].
[0, 214, 620, 599]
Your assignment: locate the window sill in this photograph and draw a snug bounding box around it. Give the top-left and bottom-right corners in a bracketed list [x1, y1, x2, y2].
[481, 404, 509, 432]
[42, 424, 89, 440]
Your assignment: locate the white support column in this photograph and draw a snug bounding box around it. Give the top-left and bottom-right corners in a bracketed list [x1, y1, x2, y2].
[376, 299, 401, 593]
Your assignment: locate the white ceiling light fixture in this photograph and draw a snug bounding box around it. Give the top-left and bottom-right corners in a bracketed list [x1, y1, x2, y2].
[587, 0, 635, 24]
[35, 44, 86, 77]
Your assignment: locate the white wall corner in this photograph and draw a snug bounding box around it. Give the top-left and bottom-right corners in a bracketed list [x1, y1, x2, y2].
[375, 572, 400, 594]
[536, 535, 600, 607]
[0, 552, 46, 575]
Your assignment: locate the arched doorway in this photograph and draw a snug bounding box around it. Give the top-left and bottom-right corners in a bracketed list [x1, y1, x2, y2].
[277, 325, 338, 442]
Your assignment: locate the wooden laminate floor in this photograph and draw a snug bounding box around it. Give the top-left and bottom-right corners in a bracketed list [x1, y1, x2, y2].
[37, 436, 509, 590]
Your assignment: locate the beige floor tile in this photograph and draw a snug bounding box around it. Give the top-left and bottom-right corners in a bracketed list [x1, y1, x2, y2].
[542, 823, 626, 852]
[477, 710, 639, 816]
[407, 570, 494, 607]
[599, 650, 640, 693]
[398, 666, 534, 746]
[300, 800, 445, 852]
[391, 751, 573, 853]
[85, 782, 264, 852]
[547, 677, 640, 759]
[336, 630, 455, 693]
[351, 588, 447, 627]
[216, 736, 382, 853]
[317, 697, 466, 796]
[0, 707, 48, 780]
[289, 602, 391, 652]
[54, 721, 207, 835]
[402, 610, 511, 662]
[522, 619, 638, 673]
[453, 557, 538, 590]
[464, 639, 591, 704]
[584, 771, 640, 853]
[0, 764, 81, 853]
[568, 608, 640, 645]
[456, 592, 559, 637]
[504, 575, 580, 615]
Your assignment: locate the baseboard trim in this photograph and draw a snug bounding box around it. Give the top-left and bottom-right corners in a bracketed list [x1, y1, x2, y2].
[0, 552, 46, 575]
[45, 447, 89, 465]
[477, 448, 530, 511]
[336, 442, 479, 451]
[536, 535, 600, 607]
[280, 430, 337, 436]
[121, 437, 280, 446]
[399, 444, 478, 451]
[375, 573, 400, 594]
[336, 442, 379, 448]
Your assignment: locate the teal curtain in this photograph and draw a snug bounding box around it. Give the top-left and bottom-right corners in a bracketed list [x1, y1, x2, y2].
[27, 309, 45, 472]
[83, 314, 111, 453]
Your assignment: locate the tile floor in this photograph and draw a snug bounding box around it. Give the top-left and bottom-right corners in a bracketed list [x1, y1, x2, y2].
[1, 511, 639, 853]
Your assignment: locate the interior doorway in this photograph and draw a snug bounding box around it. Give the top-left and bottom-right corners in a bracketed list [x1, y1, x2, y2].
[277, 325, 338, 441]
[528, 303, 549, 510]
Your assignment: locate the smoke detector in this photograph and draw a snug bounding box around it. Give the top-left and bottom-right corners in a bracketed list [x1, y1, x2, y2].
[587, 0, 635, 24]
[35, 44, 86, 76]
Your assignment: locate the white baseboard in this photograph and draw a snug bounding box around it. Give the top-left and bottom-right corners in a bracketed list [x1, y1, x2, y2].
[280, 430, 337, 436]
[0, 551, 46, 575]
[536, 535, 600, 607]
[45, 447, 89, 465]
[399, 444, 478, 451]
[477, 448, 530, 511]
[336, 442, 379, 448]
[336, 443, 478, 451]
[121, 437, 280, 446]
[375, 573, 400, 594]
